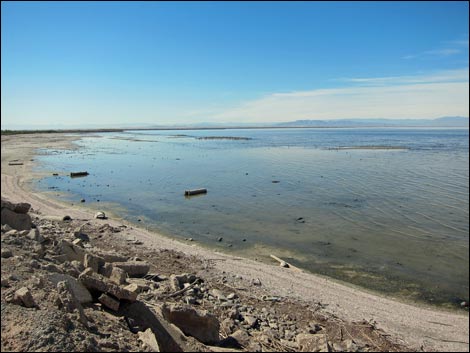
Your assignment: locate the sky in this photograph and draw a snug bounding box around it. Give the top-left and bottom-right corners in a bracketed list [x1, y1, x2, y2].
[1, 1, 469, 128]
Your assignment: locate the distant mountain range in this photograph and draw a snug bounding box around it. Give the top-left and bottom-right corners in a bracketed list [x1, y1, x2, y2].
[2, 116, 468, 131]
[276, 117, 469, 128]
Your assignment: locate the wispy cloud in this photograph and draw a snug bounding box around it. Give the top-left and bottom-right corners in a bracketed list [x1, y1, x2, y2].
[403, 37, 468, 60]
[340, 68, 469, 86]
[210, 69, 469, 122]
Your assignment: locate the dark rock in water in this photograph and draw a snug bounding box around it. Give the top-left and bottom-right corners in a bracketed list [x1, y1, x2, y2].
[62, 215, 72, 221]
[218, 237, 223, 242]
[272, 180, 280, 183]
[80, 199, 86, 203]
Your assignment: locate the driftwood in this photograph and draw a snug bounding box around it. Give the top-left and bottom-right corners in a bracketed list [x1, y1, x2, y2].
[269, 254, 303, 272]
[70, 171, 89, 178]
[184, 188, 207, 196]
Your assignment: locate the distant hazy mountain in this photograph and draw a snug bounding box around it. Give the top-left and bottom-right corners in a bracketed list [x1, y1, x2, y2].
[276, 117, 469, 128]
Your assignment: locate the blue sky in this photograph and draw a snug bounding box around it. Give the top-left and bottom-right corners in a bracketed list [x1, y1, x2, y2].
[1, 1, 469, 128]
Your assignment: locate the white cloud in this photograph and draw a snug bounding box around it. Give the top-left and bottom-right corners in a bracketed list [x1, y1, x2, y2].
[211, 69, 469, 122]
[403, 37, 468, 60]
[424, 48, 461, 56]
[340, 68, 469, 85]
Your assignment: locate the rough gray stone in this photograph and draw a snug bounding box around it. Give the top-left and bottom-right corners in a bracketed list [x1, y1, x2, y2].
[78, 268, 137, 302]
[296, 333, 329, 352]
[59, 239, 85, 262]
[48, 273, 93, 304]
[14, 287, 36, 308]
[1, 248, 13, 258]
[1, 208, 32, 231]
[138, 328, 161, 352]
[112, 261, 150, 277]
[161, 303, 220, 344]
[98, 293, 120, 311]
[110, 266, 127, 284]
[84, 253, 105, 273]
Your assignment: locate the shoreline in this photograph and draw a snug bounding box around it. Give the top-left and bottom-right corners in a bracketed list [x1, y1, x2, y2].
[1, 132, 469, 352]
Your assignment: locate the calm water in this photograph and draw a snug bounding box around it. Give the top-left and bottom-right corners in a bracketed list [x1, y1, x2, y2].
[35, 128, 469, 306]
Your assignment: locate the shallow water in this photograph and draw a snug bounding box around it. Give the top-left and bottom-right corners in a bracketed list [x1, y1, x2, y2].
[34, 128, 469, 306]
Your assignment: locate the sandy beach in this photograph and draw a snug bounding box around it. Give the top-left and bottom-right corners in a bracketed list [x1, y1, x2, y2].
[1, 132, 469, 352]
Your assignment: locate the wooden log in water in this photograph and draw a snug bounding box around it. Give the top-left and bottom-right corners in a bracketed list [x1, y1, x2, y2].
[184, 188, 207, 196]
[70, 171, 89, 178]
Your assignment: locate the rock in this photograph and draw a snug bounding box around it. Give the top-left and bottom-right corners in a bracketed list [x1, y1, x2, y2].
[26, 228, 44, 243]
[218, 237, 223, 242]
[59, 239, 85, 262]
[78, 268, 137, 302]
[1, 208, 32, 231]
[280, 261, 289, 268]
[124, 283, 142, 294]
[32, 244, 45, 258]
[48, 273, 93, 304]
[296, 333, 329, 352]
[138, 328, 161, 352]
[252, 278, 262, 286]
[71, 260, 85, 272]
[229, 329, 251, 348]
[210, 289, 227, 301]
[14, 287, 36, 308]
[161, 303, 220, 344]
[13, 202, 31, 214]
[112, 261, 150, 277]
[73, 226, 86, 238]
[169, 275, 181, 291]
[1, 248, 13, 258]
[98, 293, 120, 312]
[229, 308, 240, 320]
[62, 215, 72, 221]
[56, 280, 88, 326]
[121, 301, 196, 352]
[84, 253, 105, 273]
[29, 259, 40, 269]
[243, 315, 258, 328]
[1, 224, 13, 232]
[94, 251, 128, 263]
[227, 293, 237, 300]
[42, 263, 63, 273]
[4, 229, 18, 237]
[94, 211, 106, 219]
[99, 263, 114, 277]
[72, 238, 83, 247]
[110, 266, 127, 284]
[1, 278, 10, 287]
[169, 273, 197, 291]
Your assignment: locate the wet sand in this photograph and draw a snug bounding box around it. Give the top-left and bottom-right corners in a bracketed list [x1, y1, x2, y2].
[1, 132, 469, 352]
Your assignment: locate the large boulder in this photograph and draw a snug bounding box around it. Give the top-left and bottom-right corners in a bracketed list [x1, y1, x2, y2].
[112, 261, 150, 277]
[78, 268, 137, 302]
[48, 273, 93, 304]
[1, 208, 32, 231]
[161, 304, 220, 344]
